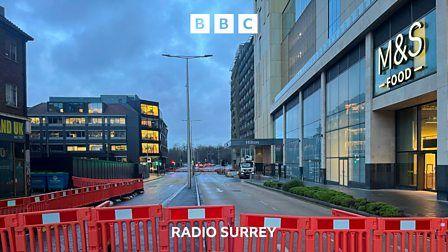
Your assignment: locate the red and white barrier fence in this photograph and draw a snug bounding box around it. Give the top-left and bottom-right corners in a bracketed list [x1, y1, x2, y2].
[0, 204, 447, 251]
[0, 178, 143, 216]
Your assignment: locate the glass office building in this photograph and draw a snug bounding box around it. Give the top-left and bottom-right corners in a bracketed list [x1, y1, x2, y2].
[255, 0, 448, 200]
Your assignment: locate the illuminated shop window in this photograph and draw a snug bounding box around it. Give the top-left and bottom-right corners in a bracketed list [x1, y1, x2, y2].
[111, 145, 127, 151]
[141, 130, 159, 141]
[141, 143, 159, 154]
[141, 104, 159, 116]
[67, 145, 87, 152]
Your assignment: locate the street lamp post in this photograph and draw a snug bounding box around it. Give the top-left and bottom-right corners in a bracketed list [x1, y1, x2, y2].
[162, 54, 212, 188]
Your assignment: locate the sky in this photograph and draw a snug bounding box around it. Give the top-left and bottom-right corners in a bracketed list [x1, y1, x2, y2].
[0, 0, 253, 147]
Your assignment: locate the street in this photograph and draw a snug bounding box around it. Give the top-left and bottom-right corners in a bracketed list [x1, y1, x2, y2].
[118, 168, 330, 221]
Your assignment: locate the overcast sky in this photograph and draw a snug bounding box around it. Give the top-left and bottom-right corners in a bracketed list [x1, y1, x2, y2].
[1, 0, 253, 147]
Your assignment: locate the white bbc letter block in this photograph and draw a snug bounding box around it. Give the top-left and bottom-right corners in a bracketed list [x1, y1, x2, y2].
[238, 14, 258, 34]
[190, 14, 211, 34]
[214, 14, 234, 34]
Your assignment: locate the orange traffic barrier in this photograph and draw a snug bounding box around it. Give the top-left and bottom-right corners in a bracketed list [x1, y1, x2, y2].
[331, 209, 363, 217]
[72, 176, 138, 188]
[0, 214, 16, 251]
[0, 179, 144, 215]
[236, 213, 308, 252]
[159, 205, 235, 252]
[374, 217, 447, 252]
[13, 208, 90, 252]
[89, 205, 163, 252]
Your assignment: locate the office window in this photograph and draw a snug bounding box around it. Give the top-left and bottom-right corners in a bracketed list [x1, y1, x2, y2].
[110, 130, 126, 139]
[66, 103, 85, 113]
[141, 118, 157, 128]
[89, 144, 103, 151]
[111, 145, 127, 151]
[109, 117, 126, 125]
[141, 104, 159, 116]
[141, 143, 159, 154]
[295, 0, 312, 20]
[66, 131, 85, 139]
[30, 117, 40, 125]
[65, 117, 86, 125]
[285, 97, 300, 178]
[141, 130, 159, 141]
[88, 131, 103, 139]
[328, 0, 340, 38]
[48, 117, 63, 125]
[49, 145, 64, 152]
[5, 41, 17, 61]
[5, 84, 18, 107]
[48, 131, 63, 139]
[48, 103, 64, 113]
[88, 117, 103, 125]
[67, 145, 87, 152]
[88, 103, 103, 114]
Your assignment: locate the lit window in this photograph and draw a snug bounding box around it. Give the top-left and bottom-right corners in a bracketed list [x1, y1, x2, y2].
[49, 131, 63, 139]
[88, 131, 103, 139]
[5, 84, 18, 107]
[141, 130, 159, 141]
[89, 144, 103, 151]
[66, 117, 86, 125]
[67, 145, 87, 152]
[141, 118, 158, 128]
[88, 103, 103, 114]
[66, 131, 85, 138]
[141, 143, 159, 154]
[110, 130, 126, 139]
[141, 104, 159, 116]
[30, 117, 40, 125]
[88, 117, 103, 125]
[111, 145, 127, 151]
[109, 117, 126, 125]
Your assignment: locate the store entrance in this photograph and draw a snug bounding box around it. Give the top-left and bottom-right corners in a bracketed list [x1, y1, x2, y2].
[396, 102, 437, 191]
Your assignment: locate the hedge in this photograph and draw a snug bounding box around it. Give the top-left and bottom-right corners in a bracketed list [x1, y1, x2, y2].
[263, 180, 402, 217]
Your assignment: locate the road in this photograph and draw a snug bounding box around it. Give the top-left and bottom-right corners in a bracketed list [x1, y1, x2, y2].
[118, 172, 188, 206]
[118, 168, 330, 220]
[197, 172, 331, 220]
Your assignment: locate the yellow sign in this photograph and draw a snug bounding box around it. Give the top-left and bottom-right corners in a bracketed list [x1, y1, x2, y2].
[0, 118, 24, 137]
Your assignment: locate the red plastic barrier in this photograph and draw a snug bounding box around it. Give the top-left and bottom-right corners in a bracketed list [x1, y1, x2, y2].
[13, 208, 90, 252]
[89, 204, 163, 252]
[158, 205, 235, 252]
[0, 179, 144, 215]
[72, 176, 138, 188]
[374, 218, 447, 251]
[307, 217, 376, 252]
[236, 213, 308, 252]
[0, 214, 16, 251]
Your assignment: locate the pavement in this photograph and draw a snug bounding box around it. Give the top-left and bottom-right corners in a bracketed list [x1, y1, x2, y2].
[249, 176, 448, 217]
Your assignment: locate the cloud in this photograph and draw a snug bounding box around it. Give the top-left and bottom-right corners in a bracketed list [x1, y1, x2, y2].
[1, 0, 253, 146]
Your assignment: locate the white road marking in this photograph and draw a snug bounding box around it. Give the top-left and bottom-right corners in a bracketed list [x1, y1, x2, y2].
[259, 200, 268, 206]
[216, 188, 223, 193]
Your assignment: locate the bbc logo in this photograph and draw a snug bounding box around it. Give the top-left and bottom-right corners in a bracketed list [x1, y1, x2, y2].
[190, 14, 258, 34]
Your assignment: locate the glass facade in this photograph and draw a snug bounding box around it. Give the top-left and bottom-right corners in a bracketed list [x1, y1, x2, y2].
[374, 7, 436, 96]
[273, 111, 284, 163]
[328, 0, 341, 38]
[285, 97, 300, 178]
[325, 43, 366, 185]
[302, 80, 321, 182]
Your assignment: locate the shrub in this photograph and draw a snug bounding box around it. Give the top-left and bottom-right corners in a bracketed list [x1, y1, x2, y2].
[329, 194, 355, 208]
[263, 180, 283, 189]
[281, 179, 304, 191]
[365, 202, 401, 217]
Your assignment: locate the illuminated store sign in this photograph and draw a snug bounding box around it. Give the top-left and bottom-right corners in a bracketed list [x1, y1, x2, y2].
[378, 21, 425, 89]
[0, 116, 25, 140]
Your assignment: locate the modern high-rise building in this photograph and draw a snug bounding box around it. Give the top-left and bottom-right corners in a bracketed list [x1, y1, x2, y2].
[253, 0, 448, 200]
[0, 6, 33, 198]
[28, 95, 168, 171]
[230, 37, 255, 165]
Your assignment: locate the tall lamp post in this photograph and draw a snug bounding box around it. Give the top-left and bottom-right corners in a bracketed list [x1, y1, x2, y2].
[162, 54, 213, 188]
